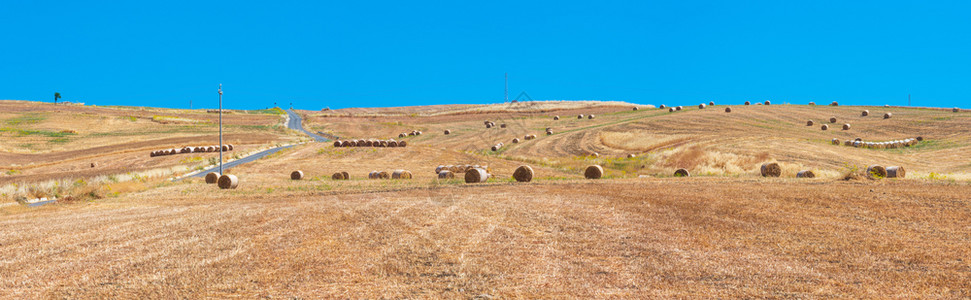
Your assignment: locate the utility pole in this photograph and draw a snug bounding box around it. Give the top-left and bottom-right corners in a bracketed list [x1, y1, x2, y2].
[504, 73, 509, 103]
[218, 84, 223, 174]
[908, 94, 911, 106]
[190, 99, 193, 110]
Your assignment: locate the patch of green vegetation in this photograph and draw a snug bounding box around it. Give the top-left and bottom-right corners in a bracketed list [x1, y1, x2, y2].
[925, 172, 949, 181]
[6, 169, 20, 175]
[179, 156, 205, 164]
[0, 127, 77, 137]
[125, 116, 138, 122]
[5, 114, 46, 126]
[247, 107, 286, 115]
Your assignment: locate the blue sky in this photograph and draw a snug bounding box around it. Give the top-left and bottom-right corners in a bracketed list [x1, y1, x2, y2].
[2, 1, 969, 110]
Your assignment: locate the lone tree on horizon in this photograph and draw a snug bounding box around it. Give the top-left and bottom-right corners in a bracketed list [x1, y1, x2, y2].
[54, 92, 61, 104]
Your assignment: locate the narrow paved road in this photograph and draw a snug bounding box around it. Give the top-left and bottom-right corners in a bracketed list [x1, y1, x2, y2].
[286, 109, 329, 142]
[184, 109, 328, 179]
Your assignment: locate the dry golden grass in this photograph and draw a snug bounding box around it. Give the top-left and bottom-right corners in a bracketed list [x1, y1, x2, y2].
[1, 100, 970, 297]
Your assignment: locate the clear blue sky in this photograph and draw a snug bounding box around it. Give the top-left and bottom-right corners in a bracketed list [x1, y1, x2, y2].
[2, 1, 969, 110]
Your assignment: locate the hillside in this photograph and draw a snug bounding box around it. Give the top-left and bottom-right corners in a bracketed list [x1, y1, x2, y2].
[0, 99, 969, 298]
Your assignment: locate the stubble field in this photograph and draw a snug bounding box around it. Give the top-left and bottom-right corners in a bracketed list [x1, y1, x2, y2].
[1, 99, 969, 298]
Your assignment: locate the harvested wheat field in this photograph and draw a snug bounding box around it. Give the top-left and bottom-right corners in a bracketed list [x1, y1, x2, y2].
[1, 100, 970, 298]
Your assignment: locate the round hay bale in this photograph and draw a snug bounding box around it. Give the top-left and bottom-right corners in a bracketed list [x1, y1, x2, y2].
[764, 101, 771, 105]
[807, 120, 814, 126]
[830, 117, 837, 123]
[356, 140, 367, 147]
[725, 107, 732, 113]
[886, 166, 906, 178]
[668, 108, 675, 112]
[808, 101, 815, 105]
[546, 130, 553, 135]
[842, 123, 851, 130]
[916, 136, 923, 142]
[698, 104, 706, 109]
[464, 168, 489, 183]
[341, 172, 350, 180]
[659, 104, 666, 109]
[486, 123, 493, 128]
[491, 145, 500, 151]
[578, 114, 584, 119]
[633, 107, 639, 111]
[435, 165, 445, 174]
[821, 124, 829, 130]
[588, 114, 595, 119]
[364, 140, 373, 147]
[590, 152, 599, 158]
[854, 137, 863, 142]
[377, 171, 390, 179]
[843, 140, 851, 146]
[853, 140, 861, 147]
[830, 101, 839, 106]
[883, 112, 892, 119]
[627, 154, 636, 158]
[676, 106, 683, 111]
[90, 162, 96, 168]
[416, 131, 422, 135]
[222, 145, 229, 151]
[760, 162, 782, 177]
[744, 101, 751, 105]
[953, 107, 960, 113]
[438, 170, 455, 179]
[228, 144, 234, 151]
[553, 116, 560, 120]
[444, 130, 451, 135]
[500, 124, 507, 128]
[861, 110, 869, 117]
[866, 165, 887, 179]
[584, 165, 604, 179]
[399, 141, 408, 147]
[388, 141, 398, 147]
[399, 133, 406, 138]
[408, 131, 416, 136]
[340, 140, 351, 147]
[796, 170, 816, 178]
[332, 172, 344, 180]
[513, 165, 534, 182]
[709, 101, 715, 106]
[368, 171, 377, 179]
[205, 172, 220, 184]
[150, 151, 157, 157]
[290, 170, 304, 180]
[379, 140, 388, 147]
[512, 138, 520, 143]
[333, 140, 342, 147]
[392, 170, 412, 179]
[832, 138, 840, 145]
[217, 174, 239, 189]
[674, 169, 690, 177]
